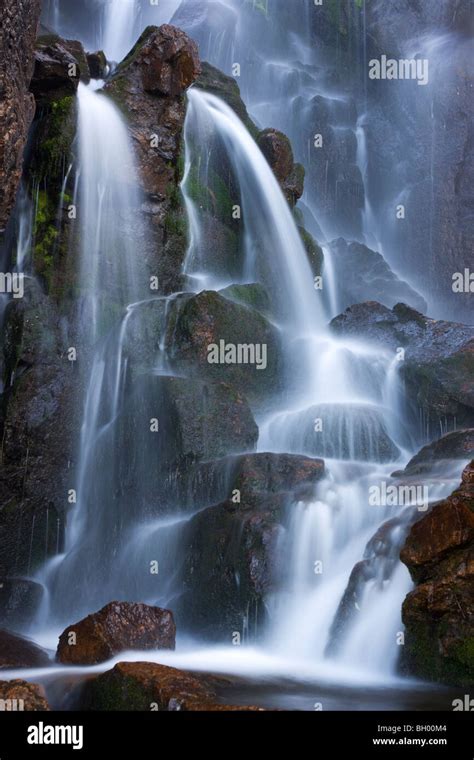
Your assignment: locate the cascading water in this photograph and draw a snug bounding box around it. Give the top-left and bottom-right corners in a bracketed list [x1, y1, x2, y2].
[182, 90, 323, 330]
[38, 81, 152, 623]
[102, 0, 139, 63]
[178, 84, 425, 677]
[14, 0, 469, 710]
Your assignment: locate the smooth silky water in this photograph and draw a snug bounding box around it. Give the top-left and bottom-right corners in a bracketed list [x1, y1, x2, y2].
[21, 0, 469, 710]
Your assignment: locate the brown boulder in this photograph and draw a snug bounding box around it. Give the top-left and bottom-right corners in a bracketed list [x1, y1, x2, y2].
[401, 461, 474, 582]
[83, 661, 264, 711]
[400, 461, 474, 685]
[257, 128, 305, 207]
[0, 0, 42, 232]
[106, 25, 201, 294]
[0, 629, 50, 670]
[107, 25, 200, 199]
[30, 36, 90, 106]
[86, 50, 107, 79]
[57, 602, 176, 665]
[125, 24, 200, 97]
[234, 452, 325, 502]
[0, 680, 50, 710]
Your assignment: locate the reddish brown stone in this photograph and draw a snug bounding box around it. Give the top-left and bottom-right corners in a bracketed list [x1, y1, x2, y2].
[0, 0, 41, 232]
[57, 602, 176, 665]
[0, 679, 50, 711]
[400, 462, 474, 579]
[400, 461, 474, 685]
[257, 128, 305, 207]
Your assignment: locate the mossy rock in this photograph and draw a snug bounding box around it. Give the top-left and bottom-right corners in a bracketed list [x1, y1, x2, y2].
[401, 617, 474, 688]
[298, 225, 323, 278]
[30, 95, 76, 190]
[170, 289, 283, 404]
[219, 283, 271, 316]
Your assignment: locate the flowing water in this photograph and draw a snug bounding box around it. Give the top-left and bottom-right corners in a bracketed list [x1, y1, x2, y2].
[18, 0, 470, 708]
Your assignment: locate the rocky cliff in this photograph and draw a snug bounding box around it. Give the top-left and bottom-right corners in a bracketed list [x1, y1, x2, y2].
[401, 461, 474, 686]
[0, 0, 41, 236]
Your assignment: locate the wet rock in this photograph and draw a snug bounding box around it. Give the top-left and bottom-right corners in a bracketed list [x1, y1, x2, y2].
[302, 94, 364, 239]
[331, 302, 474, 434]
[400, 463, 474, 583]
[179, 495, 285, 640]
[170, 290, 283, 403]
[0, 0, 41, 232]
[57, 602, 176, 665]
[219, 283, 271, 317]
[326, 238, 427, 313]
[83, 661, 264, 711]
[394, 430, 474, 477]
[31, 36, 90, 106]
[298, 225, 324, 279]
[0, 279, 75, 577]
[178, 453, 324, 639]
[87, 50, 107, 79]
[0, 629, 50, 670]
[120, 373, 258, 472]
[106, 25, 200, 294]
[0, 680, 50, 711]
[195, 62, 258, 136]
[0, 578, 43, 630]
[400, 461, 474, 686]
[234, 452, 325, 503]
[257, 128, 304, 207]
[364, 1, 473, 322]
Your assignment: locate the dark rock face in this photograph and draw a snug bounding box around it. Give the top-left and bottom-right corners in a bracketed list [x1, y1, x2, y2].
[0, 578, 43, 630]
[400, 461, 474, 686]
[395, 430, 474, 477]
[106, 25, 201, 294]
[57, 602, 176, 665]
[86, 50, 107, 79]
[195, 62, 258, 135]
[0, 280, 76, 578]
[331, 302, 474, 434]
[326, 238, 427, 313]
[0, 0, 41, 233]
[178, 453, 324, 640]
[364, 1, 473, 322]
[0, 679, 50, 710]
[170, 290, 283, 402]
[257, 129, 305, 207]
[31, 35, 90, 106]
[119, 374, 258, 476]
[234, 452, 325, 502]
[0, 629, 50, 670]
[83, 661, 265, 711]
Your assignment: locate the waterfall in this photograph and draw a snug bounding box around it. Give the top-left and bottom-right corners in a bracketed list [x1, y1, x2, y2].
[76, 81, 142, 345]
[14, 1, 468, 706]
[40, 82, 151, 622]
[182, 89, 324, 333]
[102, 0, 139, 62]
